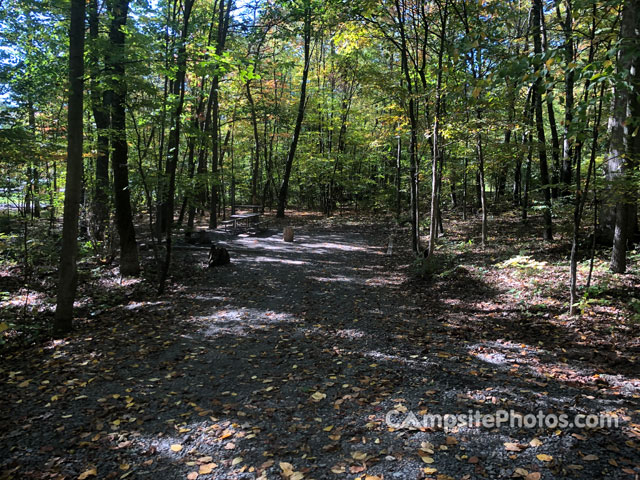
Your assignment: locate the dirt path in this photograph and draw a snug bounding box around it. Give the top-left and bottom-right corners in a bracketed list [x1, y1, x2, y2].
[1, 219, 639, 479]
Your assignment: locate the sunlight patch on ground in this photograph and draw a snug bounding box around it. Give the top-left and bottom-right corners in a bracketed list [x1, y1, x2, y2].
[333, 328, 366, 339]
[249, 256, 307, 265]
[197, 309, 298, 337]
[98, 276, 144, 288]
[468, 341, 640, 397]
[124, 301, 168, 311]
[365, 274, 404, 286]
[227, 232, 370, 254]
[309, 275, 358, 284]
[298, 241, 369, 253]
[363, 350, 440, 370]
[1, 291, 48, 310]
[191, 295, 226, 302]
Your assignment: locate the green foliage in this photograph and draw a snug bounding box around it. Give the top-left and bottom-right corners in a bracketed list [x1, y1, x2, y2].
[410, 251, 456, 280]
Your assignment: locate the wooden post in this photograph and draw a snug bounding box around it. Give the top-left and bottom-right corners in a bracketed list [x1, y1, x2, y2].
[283, 226, 294, 242]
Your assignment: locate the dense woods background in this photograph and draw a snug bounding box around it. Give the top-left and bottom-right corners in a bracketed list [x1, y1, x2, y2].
[0, 0, 638, 333]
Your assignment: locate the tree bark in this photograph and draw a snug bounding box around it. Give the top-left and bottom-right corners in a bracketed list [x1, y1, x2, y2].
[55, 0, 85, 335]
[540, 5, 561, 199]
[608, 0, 639, 273]
[158, 0, 194, 293]
[532, 0, 553, 240]
[208, 0, 231, 228]
[428, 2, 447, 256]
[108, 0, 140, 276]
[557, 0, 574, 194]
[88, 0, 110, 242]
[477, 133, 487, 246]
[276, 0, 312, 219]
[569, 84, 604, 314]
[247, 79, 261, 205]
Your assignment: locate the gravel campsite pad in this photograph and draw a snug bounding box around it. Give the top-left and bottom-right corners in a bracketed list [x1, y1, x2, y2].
[1, 216, 639, 479]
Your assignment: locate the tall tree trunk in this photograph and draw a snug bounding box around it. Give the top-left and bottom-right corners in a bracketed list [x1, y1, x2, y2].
[428, 2, 447, 256]
[276, 0, 311, 219]
[247, 79, 261, 205]
[208, 0, 231, 228]
[108, 0, 140, 276]
[26, 101, 41, 219]
[516, 87, 533, 207]
[396, 134, 402, 219]
[462, 152, 468, 220]
[391, 0, 420, 252]
[522, 92, 535, 222]
[558, 0, 574, 194]
[88, 0, 110, 242]
[158, 0, 194, 293]
[540, 6, 561, 199]
[569, 84, 605, 314]
[208, 76, 221, 228]
[608, 0, 639, 273]
[55, 0, 85, 335]
[532, 0, 553, 240]
[477, 132, 487, 246]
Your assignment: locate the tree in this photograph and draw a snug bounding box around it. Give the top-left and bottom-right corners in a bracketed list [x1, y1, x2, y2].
[54, 0, 85, 335]
[88, 0, 111, 241]
[108, 0, 140, 276]
[607, 0, 639, 273]
[276, 0, 313, 218]
[531, 0, 553, 240]
[158, 0, 196, 293]
[208, 0, 232, 228]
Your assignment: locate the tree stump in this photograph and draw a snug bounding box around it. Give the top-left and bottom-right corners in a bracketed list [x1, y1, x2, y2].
[208, 245, 230, 267]
[283, 226, 294, 242]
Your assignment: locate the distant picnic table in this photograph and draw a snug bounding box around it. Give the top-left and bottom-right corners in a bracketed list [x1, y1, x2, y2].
[221, 210, 269, 233]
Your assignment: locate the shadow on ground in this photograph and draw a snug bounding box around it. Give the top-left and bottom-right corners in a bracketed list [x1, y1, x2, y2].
[1, 219, 639, 479]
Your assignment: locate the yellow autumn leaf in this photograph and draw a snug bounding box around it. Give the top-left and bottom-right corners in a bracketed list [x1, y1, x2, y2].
[78, 468, 97, 479]
[310, 392, 326, 402]
[420, 455, 435, 464]
[504, 442, 523, 452]
[199, 463, 217, 474]
[536, 453, 553, 462]
[232, 457, 243, 466]
[170, 444, 183, 452]
[423, 467, 438, 474]
[351, 451, 367, 460]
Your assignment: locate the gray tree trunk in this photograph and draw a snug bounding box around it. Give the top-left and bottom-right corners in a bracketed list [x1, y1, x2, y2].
[55, 0, 85, 335]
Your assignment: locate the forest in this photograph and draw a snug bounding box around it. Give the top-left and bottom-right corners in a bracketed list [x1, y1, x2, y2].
[0, 0, 639, 478]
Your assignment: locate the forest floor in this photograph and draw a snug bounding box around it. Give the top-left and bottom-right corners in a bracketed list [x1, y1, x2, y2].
[1, 211, 640, 480]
